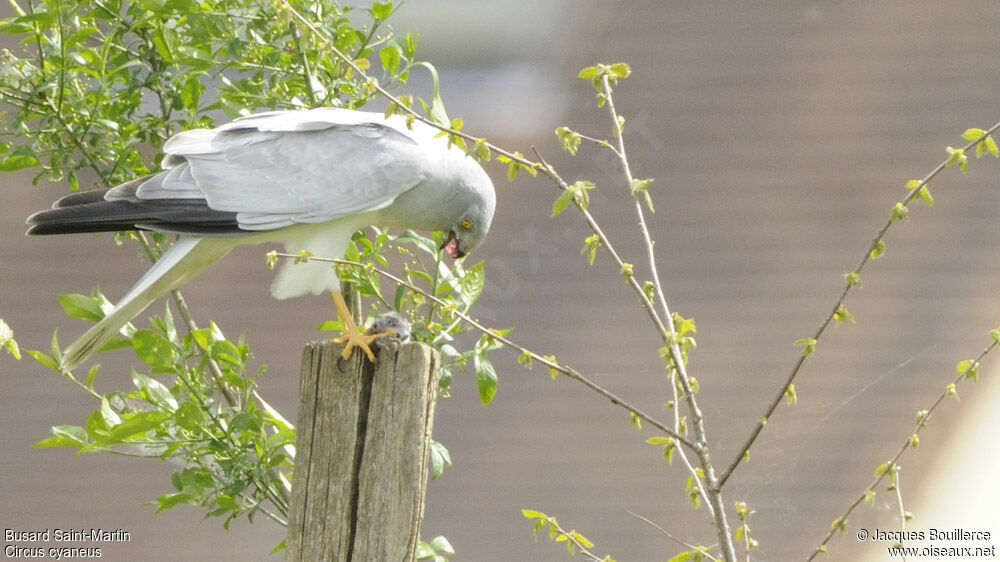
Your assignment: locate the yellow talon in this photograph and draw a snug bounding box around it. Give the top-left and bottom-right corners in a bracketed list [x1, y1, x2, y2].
[329, 290, 396, 360]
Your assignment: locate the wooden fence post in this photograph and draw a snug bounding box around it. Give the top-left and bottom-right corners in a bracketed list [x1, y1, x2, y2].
[286, 340, 441, 561]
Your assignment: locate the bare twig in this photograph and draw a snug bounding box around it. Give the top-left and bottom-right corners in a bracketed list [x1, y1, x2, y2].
[530, 148, 671, 339]
[574, 129, 621, 156]
[807, 337, 996, 560]
[626, 510, 718, 561]
[893, 468, 908, 562]
[720, 121, 1000, 488]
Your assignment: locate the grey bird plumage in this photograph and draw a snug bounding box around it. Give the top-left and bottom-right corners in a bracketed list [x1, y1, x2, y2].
[26, 108, 496, 369]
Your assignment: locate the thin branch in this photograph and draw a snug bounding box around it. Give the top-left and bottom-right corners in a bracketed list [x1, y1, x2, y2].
[289, 23, 318, 106]
[545, 517, 607, 562]
[531, 148, 670, 339]
[626, 510, 718, 561]
[600, 75, 671, 333]
[720, 121, 1000, 488]
[893, 468, 908, 562]
[807, 337, 997, 560]
[573, 129, 621, 157]
[270, 252, 697, 452]
[600, 75, 735, 562]
[668, 371, 711, 513]
[169, 288, 237, 408]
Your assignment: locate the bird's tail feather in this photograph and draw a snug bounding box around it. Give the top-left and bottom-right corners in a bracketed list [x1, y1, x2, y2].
[62, 237, 233, 370]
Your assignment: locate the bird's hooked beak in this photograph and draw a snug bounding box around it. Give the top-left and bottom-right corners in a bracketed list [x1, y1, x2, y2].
[440, 229, 465, 258]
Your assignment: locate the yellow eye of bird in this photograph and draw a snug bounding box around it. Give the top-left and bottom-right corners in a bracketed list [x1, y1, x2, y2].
[460, 219, 472, 229]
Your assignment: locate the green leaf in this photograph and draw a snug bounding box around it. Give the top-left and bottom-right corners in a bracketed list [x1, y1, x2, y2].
[555, 126, 581, 155]
[415, 542, 435, 559]
[379, 43, 402, 74]
[104, 411, 170, 443]
[568, 180, 595, 209]
[990, 328, 1000, 345]
[869, 240, 886, 260]
[794, 337, 817, 358]
[890, 202, 908, 222]
[0, 318, 20, 360]
[459, 261, 486, 308]
[945, 146, 968, 172]
[429, 439, 452, 480]
[915, 185, 934, 206]
[429, 535, 454, 555]
[0, 146, 38, 171]
[620, 262, 634, 280]
[581, 235, 601, 264]
[0, 153, 38, 171]
[372, 1, 393, 20]
[784, 383, 797, 405]
[630, 178, 655, 212]
[174, 401, 204, 430]
[957, 359, 979, 381]
[832, 305, 854, 326]
[414, 61, 448, 125]
[179, 74, 204, 109]
[33, 435, 83, 448]
[962, 127, 986, 141]
[132, 370, 178, 410]
[474, 356, 498, 405]
[186, 328, 214, 350]
[551, 189, 575, 217]
[99, 396, 122, 427]
[131, 329, 175, 370]
[208, 340, 242, 366]
[58, 293, 105, 322]
[86, 409, 111, 441]
[155, 492, 196, 513]
[26, 349, 59, 371]
[466, 137, 490, 161]
[577, 66, 600, 80]
[986, 136, 999, 157]
[34, 425, 88, 448]
[609, 62, 631, 78]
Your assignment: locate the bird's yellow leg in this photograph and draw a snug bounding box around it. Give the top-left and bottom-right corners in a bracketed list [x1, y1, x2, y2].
[329, 290, 395, 361]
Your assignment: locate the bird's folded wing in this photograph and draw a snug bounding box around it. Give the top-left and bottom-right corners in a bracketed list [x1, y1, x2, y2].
[109, 109, 431, 232]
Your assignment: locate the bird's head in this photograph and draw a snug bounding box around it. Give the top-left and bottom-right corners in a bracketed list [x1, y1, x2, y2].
[440, 162, 496, 259]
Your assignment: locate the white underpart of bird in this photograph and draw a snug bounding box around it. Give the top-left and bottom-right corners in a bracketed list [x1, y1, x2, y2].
[26, 108, 496, 369]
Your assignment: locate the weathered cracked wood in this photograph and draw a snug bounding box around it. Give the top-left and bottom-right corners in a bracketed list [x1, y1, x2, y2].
[286, 340, 441, 562]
